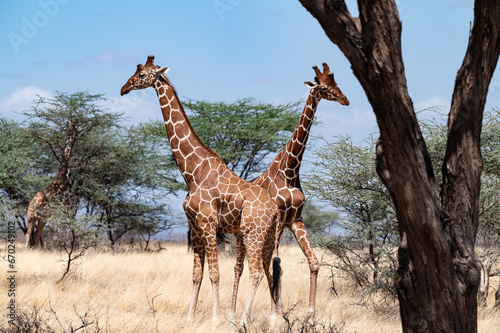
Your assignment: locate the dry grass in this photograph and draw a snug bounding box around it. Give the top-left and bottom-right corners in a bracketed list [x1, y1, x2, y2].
[1, 242, 499, 332]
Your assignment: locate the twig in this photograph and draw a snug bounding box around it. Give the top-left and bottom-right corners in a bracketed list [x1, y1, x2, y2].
[146, 292, 162, 315]
[49, 304, 67, 333]
[73, 305, 93, 333]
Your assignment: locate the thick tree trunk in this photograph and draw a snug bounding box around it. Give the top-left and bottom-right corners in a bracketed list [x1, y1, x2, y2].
[299, 0, 500, 331]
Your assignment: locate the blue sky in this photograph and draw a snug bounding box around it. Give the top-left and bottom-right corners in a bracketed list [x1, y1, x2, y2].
[1, 0, 499, 215]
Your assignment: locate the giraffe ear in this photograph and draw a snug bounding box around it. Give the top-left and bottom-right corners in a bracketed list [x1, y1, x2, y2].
[304, 81, 317, 88]
[155, 67, 170, 76]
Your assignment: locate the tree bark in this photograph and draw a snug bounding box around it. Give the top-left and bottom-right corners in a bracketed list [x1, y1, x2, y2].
[299, 0, 500, 331]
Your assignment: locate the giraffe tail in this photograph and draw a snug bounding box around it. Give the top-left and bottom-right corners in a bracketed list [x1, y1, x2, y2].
[272, 257, 281, 303]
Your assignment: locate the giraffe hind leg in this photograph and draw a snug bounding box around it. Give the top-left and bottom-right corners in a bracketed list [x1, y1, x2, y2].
[32, 218, 47, 248]
[229, 233, 246, 321]
[25, 215, 36, 250]
[263, 215, 282, 320]
[290, 220, 319, 319]
[239, 232, 265, 325]
[187, 226, 205, 321]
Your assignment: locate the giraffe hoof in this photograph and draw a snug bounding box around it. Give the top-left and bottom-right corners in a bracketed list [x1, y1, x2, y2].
[227, 312, 236, 322]
[306, 308, 315, 325]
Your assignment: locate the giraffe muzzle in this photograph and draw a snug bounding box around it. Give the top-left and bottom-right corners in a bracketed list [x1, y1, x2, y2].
[120, 86, 131, 96]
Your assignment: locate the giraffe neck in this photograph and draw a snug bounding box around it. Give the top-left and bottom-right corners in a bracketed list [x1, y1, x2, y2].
[51, 123, 76, 192]
[153, 78, 218, 186]
[281, 92, 320, 179]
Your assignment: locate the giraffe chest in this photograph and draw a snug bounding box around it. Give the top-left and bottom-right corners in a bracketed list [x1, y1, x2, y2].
[28, 192, 50, 216]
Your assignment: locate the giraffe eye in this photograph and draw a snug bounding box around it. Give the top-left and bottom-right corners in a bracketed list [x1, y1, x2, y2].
[138, 73, 146, 79]
[321, 86, 327, 91]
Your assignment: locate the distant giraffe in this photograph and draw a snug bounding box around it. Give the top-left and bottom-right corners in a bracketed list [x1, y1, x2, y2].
[120, 56, 281, 323]
[229, 63, 349, 318]
[25, 120, 77, 250]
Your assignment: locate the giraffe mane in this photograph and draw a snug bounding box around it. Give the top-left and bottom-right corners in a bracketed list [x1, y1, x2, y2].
[159, 70, 226, 163]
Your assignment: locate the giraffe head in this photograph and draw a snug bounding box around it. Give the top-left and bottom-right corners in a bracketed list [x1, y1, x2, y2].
[120, 55, 170, 95]
[304, 62, 349, 106]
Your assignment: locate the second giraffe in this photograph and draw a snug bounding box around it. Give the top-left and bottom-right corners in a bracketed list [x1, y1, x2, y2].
[229, 62, 349, 319]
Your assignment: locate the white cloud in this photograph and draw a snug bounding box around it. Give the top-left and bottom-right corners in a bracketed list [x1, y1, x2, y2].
[414, 96, 450, 123]
[313, 104, 378, 143]
[415, 96, 450, 112]
[91, 49, 137, 65]
[104, 92, 161, 125]
[269, 95, 290, 106]
[0, 86, 53, 120]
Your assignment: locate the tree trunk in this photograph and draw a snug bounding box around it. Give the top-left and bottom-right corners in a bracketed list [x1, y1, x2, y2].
[495, 285, 500, 308]
[478, 258, 497, 306]
[299, 0, 500, 331]
[16, 215, 28, 234]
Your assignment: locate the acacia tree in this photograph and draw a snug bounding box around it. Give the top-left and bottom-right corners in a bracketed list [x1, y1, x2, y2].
[300, 201, 339, 234]
[419, 108, 500, 245]
[299, 0, 500, 331]
[72, 124, 182, 246]
[477, 108, 500, 244]
[305, 135, 398, 298]
[2, 92, 182, 246]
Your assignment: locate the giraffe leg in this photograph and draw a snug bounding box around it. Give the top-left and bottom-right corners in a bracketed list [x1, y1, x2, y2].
[229, 233, 246, 320]
[289, 220, 319, 319]
[200, 224, 220, 323]
[32, 218, 46, 248]
[263, 215, 282, 320]
[262, 237, 277, 319]
[240, 233, 265, 325]
[275, 225, 285, 314]
[187, 226, 205, 321]
[25, 214, 36, 250]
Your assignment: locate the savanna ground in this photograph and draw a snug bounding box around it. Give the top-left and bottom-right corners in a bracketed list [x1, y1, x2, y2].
[1, 240, 500, 332]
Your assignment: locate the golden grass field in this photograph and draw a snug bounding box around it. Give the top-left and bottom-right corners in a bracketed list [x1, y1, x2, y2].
[2, 242, 500, 332]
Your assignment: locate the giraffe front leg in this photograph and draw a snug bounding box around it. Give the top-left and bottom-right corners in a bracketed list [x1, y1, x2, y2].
[229, 233, 246, 321]
[187, 226, 205, 322]
[289, 220, 319, 320]
[204, 229, 221, 322]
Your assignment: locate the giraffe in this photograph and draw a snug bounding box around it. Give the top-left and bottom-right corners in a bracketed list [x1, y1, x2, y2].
[120, 55, 281, 324]
[228, 62, 349, 318]
[25, 120, 77, 250]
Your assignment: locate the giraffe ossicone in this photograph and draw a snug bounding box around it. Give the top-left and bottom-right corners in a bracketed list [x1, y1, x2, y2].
[120, 55, 281, 324]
